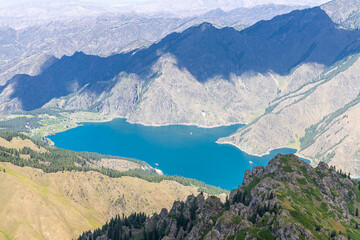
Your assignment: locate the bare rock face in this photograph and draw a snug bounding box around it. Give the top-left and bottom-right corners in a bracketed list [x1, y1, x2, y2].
[41, 53, 280, 127]
[126, 54, 278, 127]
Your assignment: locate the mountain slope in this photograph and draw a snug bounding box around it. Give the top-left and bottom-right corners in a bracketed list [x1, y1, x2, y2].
[80, 154, 360, 240]
[1, 7, 360, 127]
[0, 162, 199, 240]
[322, 0, 360, 30]
[220, 51, 360, 176]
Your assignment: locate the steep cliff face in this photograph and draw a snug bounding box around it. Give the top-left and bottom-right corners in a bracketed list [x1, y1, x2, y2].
[80, 154, 360, 240]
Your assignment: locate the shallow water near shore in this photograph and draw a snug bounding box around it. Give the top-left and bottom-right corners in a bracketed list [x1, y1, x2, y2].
[49, 118, 297, 190]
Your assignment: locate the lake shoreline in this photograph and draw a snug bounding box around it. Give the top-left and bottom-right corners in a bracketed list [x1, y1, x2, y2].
[49, 119, 299, 190]
[217, 140, 297, 157]
[41, 113, 245, 138]
[126, 119, 245, 129]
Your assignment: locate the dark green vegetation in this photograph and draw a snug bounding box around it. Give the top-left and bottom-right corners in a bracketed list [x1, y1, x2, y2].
[79, 154, 360, 239]
[0, 109, 65, 134]
[0, 132, 227, 195]
[78, 213, 148, 240]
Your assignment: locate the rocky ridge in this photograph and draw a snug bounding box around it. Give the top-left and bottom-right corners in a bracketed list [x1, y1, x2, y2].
[80, 154, 360, 239]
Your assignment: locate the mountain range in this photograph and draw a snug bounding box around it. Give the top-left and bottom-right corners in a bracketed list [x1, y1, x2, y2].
[2, 7, 359, 112]
[220, 0, 360, 177]
[0, 4, 304, 84]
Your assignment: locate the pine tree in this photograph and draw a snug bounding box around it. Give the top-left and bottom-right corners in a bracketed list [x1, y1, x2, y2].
[225, 196, 230, 210]
[232, 191, 242, 204]
[143, 229, 147, 240]
[159, 221, 167, 238]
[190, 198, 197, 221]
[249, 213, 257, 224]
[269, 191, 274, 199]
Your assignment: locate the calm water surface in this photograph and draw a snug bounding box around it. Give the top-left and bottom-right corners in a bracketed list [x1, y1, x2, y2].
[49, 119, 296, 190]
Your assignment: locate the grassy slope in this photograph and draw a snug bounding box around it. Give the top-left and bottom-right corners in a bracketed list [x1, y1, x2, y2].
[0, 162, 199, 240]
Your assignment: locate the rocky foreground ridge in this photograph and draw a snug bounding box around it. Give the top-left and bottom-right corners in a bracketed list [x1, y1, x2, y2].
[80, 154, 360, 240]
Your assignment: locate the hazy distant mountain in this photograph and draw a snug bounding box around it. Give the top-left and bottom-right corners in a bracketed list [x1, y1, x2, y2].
[0, 0, 112, 29]
[123, 0, 329, 16]
[0, 0, 324, 27]
[197, 4, 307, 27]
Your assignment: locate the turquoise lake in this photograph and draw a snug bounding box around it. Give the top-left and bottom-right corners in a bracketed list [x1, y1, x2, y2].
[49, 118, 297, 190]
